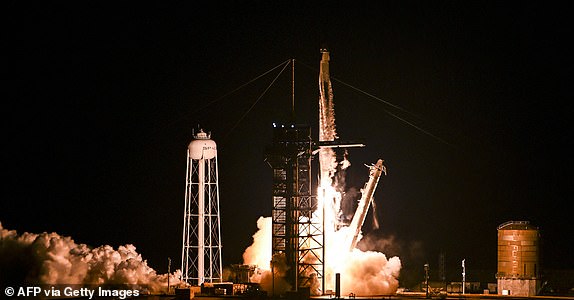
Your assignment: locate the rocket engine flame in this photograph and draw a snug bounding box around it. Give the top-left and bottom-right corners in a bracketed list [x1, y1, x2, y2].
[0, 222, 180, 293]
[318, 50, 401, 295]
[243, 50, 401, 296]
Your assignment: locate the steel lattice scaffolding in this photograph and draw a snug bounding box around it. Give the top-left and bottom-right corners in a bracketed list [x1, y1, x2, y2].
[265, 124, 324, 292]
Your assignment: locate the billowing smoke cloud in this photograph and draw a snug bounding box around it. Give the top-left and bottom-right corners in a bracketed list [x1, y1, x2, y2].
[242, 216, 401, 296]
[316, 50, 401, 295]
[339, 249, 401, 295]
[321, 226, 401, 296]
[0, 222, 180, 293]
[241, 50, 402, 297]
[242, 217, 291, 295]
[258, 253, 292, 295]
[242, 217, 272, 269]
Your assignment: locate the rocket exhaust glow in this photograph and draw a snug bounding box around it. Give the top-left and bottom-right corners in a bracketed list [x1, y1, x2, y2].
[243, 50, 401, 296]
[317, 50, 400, 295]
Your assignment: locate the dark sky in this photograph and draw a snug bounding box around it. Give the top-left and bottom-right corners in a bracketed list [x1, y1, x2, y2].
[3, 1, 573, 283]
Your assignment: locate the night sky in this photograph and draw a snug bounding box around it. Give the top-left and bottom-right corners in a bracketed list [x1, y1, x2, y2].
[3, 2, 573, 284]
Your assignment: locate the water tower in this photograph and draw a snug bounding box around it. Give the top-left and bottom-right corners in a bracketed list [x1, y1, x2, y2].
[496, 221, 540, 296]
[181, 129, 223, 285]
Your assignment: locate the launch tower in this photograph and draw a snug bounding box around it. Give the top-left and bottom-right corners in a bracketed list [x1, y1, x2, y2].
[181, 129, 223, 285]
[265, 123, 324, 292]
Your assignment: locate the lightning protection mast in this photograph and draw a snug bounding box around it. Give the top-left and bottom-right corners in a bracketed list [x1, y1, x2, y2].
[181, 129, 223, 285]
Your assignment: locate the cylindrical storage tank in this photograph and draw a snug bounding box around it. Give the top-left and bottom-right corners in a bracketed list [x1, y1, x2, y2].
[497, 221, 539, 279]
[188, 130, 217, 160]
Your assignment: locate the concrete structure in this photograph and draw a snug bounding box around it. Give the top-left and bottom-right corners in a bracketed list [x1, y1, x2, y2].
[181, 129, 223, 285]
[496, 221, 539, 296]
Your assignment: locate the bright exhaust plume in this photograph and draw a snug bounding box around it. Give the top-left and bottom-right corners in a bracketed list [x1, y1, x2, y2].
[242, 50, 401, 296]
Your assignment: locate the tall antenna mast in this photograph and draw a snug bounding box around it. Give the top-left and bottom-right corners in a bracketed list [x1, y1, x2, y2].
[291, 58, 295, 122]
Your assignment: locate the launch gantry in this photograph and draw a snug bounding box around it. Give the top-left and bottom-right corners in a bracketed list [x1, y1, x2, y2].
[265, 123, 323, 292]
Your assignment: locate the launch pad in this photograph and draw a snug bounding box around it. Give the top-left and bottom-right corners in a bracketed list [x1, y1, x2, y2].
[180, 50, 390, 297]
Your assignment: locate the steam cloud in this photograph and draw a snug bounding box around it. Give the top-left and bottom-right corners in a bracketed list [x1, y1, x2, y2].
[242, 217, 401, 296]
[241, 50, 401, 296]
[340, 249, 401, 295]
[0, 222, 180, 293]
[242, 216, 272, 269]
[242, 217, 292, 295]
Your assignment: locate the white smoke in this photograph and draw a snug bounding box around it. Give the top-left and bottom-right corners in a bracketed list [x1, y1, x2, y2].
[321, 224, 401, 296]
[242, 217, 292, 295]
[241, 50, 402, 296]
[317, 50, 401, 295]
[339, 249, 401, 295]
[0, 222, 180, 293]
[241, 215, 402, 296]
[242, 216, 272, 269]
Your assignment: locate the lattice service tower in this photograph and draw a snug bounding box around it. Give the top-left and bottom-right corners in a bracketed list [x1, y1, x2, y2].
[181, 129, 223, 285]
[265, 123, 323, 293]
